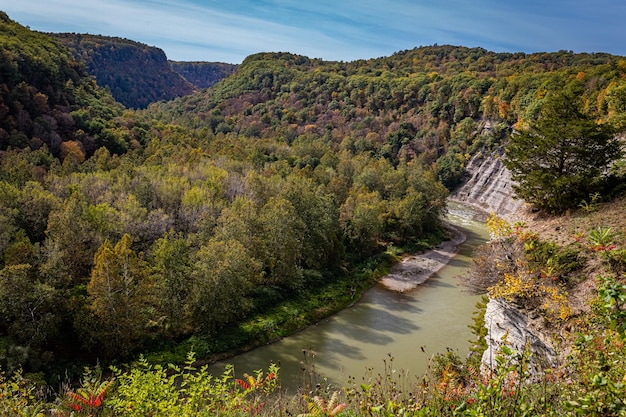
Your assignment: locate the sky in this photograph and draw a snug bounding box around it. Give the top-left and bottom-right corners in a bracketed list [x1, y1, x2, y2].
[1, 0, 625, 64]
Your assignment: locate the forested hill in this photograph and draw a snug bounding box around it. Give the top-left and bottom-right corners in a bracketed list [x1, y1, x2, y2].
[169, 61, 238, 89]
[147, 48, 626, 188]
[0, 12, 132, 157]
[0, 14, 450, 376]
[51, 33, 196, 109]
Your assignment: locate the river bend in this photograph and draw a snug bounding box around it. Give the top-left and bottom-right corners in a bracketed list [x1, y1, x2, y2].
[213, 204, 489, 391]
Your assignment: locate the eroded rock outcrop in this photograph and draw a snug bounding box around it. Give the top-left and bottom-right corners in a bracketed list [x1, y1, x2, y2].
[450, 147, 525, 222]
[452, 144, 556, 374]
[481, 298, 557, 375]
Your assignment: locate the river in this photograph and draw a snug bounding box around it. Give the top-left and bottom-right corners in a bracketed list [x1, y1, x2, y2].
[212, 203, 489, 392]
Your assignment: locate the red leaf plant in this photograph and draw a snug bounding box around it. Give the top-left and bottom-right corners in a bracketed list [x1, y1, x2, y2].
[64, 376, 115, 414]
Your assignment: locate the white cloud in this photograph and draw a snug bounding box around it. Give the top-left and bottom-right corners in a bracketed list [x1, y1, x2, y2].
[1, 0, 360, 61]
[1, 0, 624, 62]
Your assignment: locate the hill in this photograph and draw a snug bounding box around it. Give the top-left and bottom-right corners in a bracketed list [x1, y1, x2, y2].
[147, 48, 626, 188]
[169, 60, 238, 89]
[0, 12, 138, 158]
[51, 33, 196, 109]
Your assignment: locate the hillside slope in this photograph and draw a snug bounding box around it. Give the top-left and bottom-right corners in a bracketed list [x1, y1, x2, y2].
[148, 48, 626, 188]
[0, 14, 450, 375]
[0, 12, 134, 157]
[169, 61, 238, 89]
[51, 33, 195, 108]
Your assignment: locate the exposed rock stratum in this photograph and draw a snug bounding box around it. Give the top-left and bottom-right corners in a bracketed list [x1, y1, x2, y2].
[450, 147, 525, 222]
[452, 145, 556, 374]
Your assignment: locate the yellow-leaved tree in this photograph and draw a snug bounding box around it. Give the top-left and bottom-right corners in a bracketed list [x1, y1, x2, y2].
[86, 234, 154, 357]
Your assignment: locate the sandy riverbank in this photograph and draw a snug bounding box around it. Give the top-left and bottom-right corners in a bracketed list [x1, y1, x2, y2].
[379, 223, 467, 292]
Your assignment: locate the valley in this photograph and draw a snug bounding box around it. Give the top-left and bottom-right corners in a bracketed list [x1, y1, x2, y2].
[1, 9, 626, 415]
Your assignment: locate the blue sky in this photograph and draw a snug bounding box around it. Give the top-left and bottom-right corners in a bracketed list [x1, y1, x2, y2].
[1, 0, 625, 63]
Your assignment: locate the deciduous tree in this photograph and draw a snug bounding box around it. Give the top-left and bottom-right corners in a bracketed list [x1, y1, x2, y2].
[86, 234, 153, 357]
[340, 188, 387, 255]
[189, 238, 260, 335]
[258, 197, 305, 290]
[151, 230, 192, 337]
[0, 263, 60, 371]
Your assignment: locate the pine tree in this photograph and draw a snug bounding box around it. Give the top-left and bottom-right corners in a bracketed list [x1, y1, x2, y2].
[504, 88, 621, 213]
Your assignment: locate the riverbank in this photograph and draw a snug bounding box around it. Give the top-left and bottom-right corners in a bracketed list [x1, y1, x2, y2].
[144, 227, 460, 368]
[380, 222, 467, 292]
[211, 214, 489, 389]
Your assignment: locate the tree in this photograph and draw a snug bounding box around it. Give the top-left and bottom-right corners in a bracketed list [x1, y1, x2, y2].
[279, 176, 341, 272]
[0, 263, 61, 372]
[504, 89, 621, 213]
[86, 234, 154, 357]
[189, 238, 260, 335]
[339, 188, 387, 255]
[16, 181, 61, 243]
[41, 192, 100, 286]
[212, 196, 260, 256]
[151, 230, 193, 338]
[258, 197, 305, 290]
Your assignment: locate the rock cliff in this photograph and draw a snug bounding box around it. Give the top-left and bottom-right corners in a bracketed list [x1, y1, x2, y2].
[51, 33, 196, 109]
[453, 144, 556, 374]
[481, 298, 557, 375]
[450, 147, 525, 222]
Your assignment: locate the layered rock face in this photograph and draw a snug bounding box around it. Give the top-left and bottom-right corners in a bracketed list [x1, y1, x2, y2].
[452, 145, 556, 374]
[450, 148, 525, 222]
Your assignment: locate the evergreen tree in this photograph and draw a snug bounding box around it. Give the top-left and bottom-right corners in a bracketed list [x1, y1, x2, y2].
[504, 88, 621, 213]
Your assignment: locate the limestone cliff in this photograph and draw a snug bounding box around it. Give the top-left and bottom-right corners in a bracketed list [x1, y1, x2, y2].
[450, 147, 525, 222]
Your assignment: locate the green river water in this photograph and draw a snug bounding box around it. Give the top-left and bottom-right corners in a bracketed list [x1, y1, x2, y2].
[213, 203, 489, 392]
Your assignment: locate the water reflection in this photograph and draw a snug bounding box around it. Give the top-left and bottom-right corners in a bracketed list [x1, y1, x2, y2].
[212, 210, 489, 391]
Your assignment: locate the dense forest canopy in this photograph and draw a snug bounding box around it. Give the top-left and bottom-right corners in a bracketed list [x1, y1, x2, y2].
[0, 12, 129, 158]
[1, 10, 626, 386]
[0, 14, 450, 376]
[148, 47, 626, 188]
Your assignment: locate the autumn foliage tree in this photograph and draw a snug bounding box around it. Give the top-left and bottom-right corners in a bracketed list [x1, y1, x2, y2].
[86, 234, 154, 357]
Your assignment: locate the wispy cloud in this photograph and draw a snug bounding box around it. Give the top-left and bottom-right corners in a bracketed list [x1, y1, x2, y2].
[3, 0, 354, 61]
[2, 0, 625, 63]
